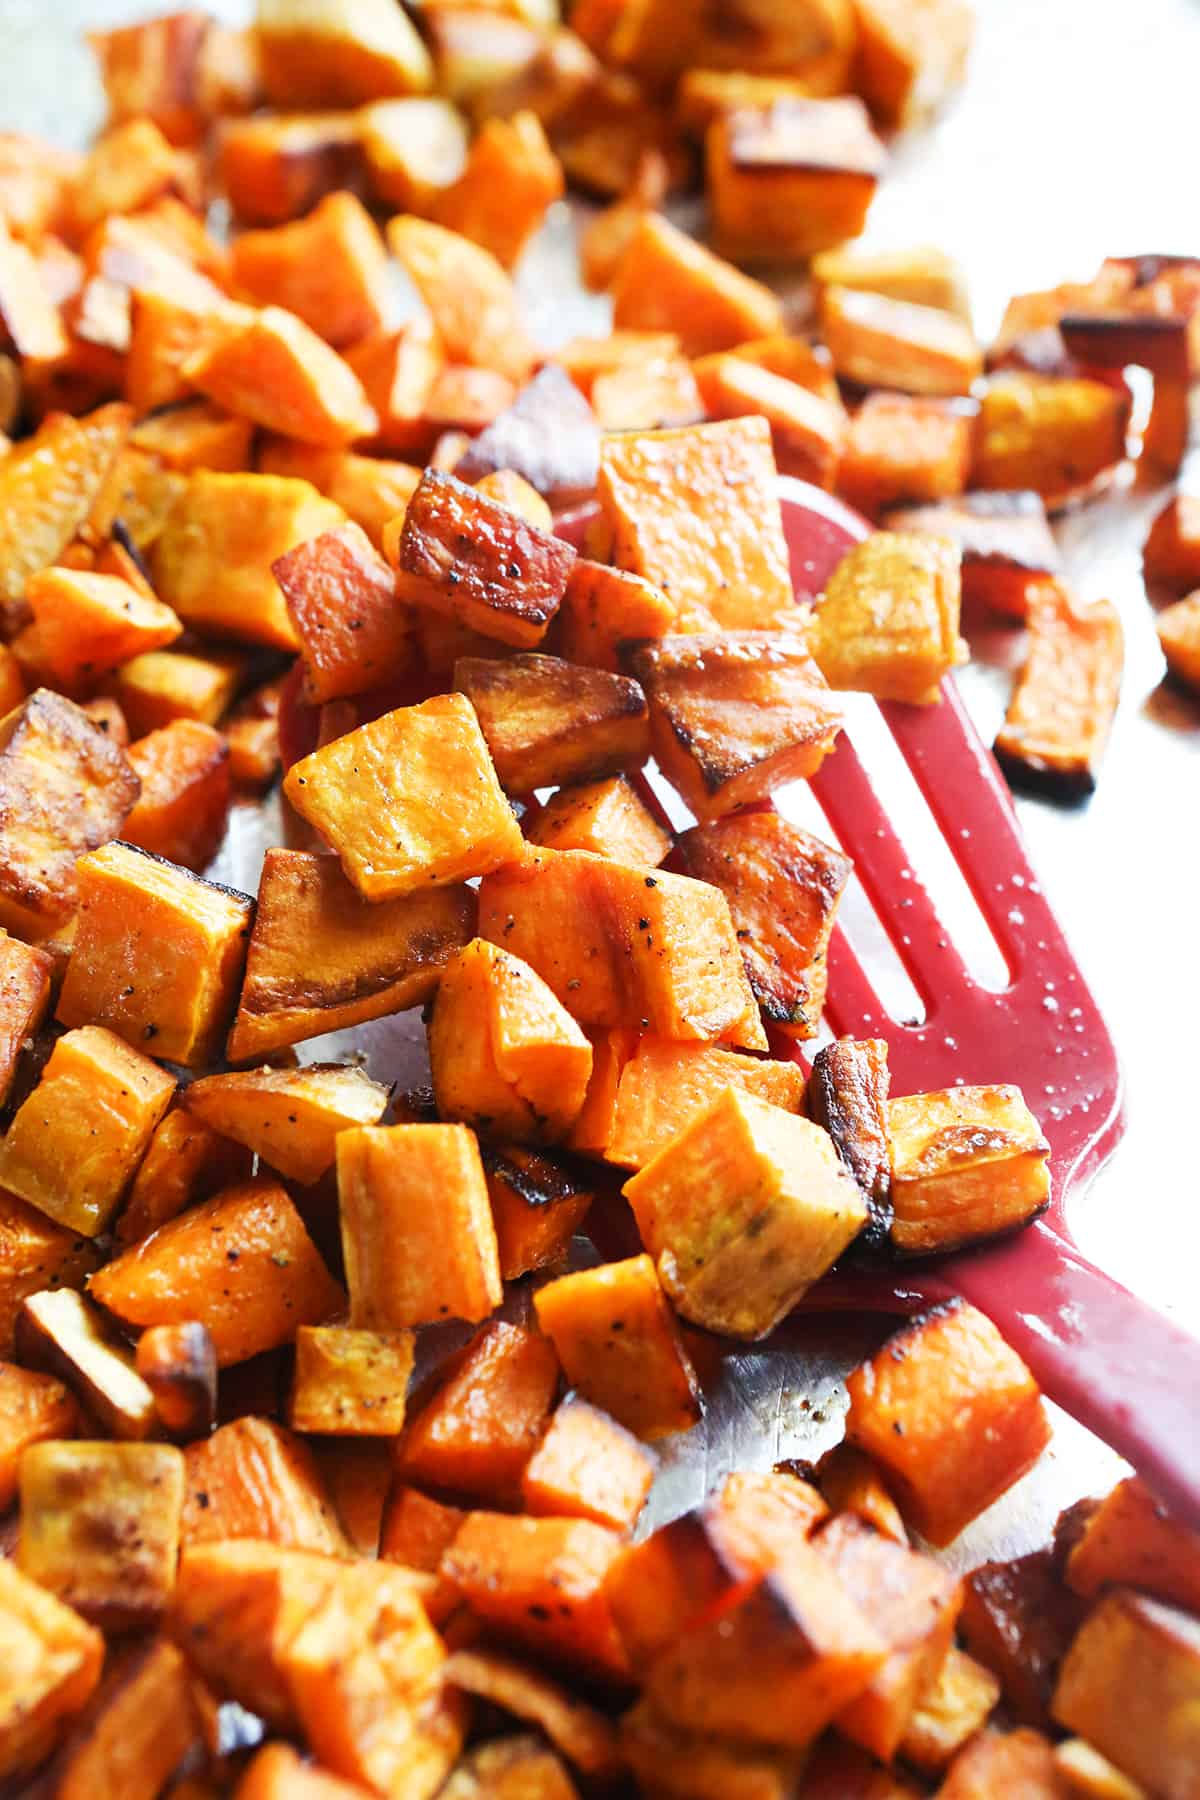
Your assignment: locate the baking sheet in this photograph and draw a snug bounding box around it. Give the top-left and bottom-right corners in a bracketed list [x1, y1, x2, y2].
[4, 0, 1199, 1554]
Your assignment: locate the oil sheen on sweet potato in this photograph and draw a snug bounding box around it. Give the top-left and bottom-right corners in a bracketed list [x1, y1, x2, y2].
[454, 652, 649, 792]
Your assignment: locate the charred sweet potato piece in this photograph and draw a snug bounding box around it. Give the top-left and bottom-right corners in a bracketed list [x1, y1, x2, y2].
[117, 1106, 250, 1244]
[813, 243, 970, 319]
[229, 192, 389, 348]
[1144, 493, 1200, 594]
[17, 1286, 155, 1439]
[1157, 590, 1200, 691]
[846, 1300, 1051, 1546]
[852, 0, 973, 128]
[805, 1038, 892, 1239]
[694, 352, 846, 487]
[284, 692, 524, 899]
[959, 1549, 1087, 1728]
[972, 373, 1130, 504]
[359, 95, 468, 210]
[0, 932, 53, 1108]
[838, 392, 974, 517]
[180, 1416, 345, 1551]
[455, 365, 599, 508]
[0, 687, 139, 940]
[994, 584, 1122, 798]
[435, 111, 563, 269]
[123, 718, 231, 870]
[555, 558, 675, 673]
[18, 1441, 184, 1632]
[624, 1087, 866, 1340]
[1064, 1476, 1200, 1616]
[185, 1063, 389, 1184]
[1052, 1590, 1200, 1799]
[389, 469, 575, 649]
[528, 775, 670, 867]
[135, 1320, 218, 1438]
[822, 287, 982, 395]
[898, 1646, 1001, 1774]
[483, 1143, 595, 1281]
[534, 1254, 701, 1440]
[0, 1025, 173, 1237]
[225, 676, 283, 788]
[91, 1176, 342, 1365]
[888, 1083, 1050, 1253]
[227, 847, 474, 1061]
[289, 1324, 416, 1437]
[708, 97, 883, 264]
[0, 1558, 103, 1782]
[388, 214, 536, 384]
[605, 1507, 749, 1675]
[184, 306, 378, 448]
[257, 0, 432, 108]
[57, 841, 253, 1067]
[397, 1320, 559, 1501]
[0, 1197, 99, 1361]
[338, 1122, 502, 1328]
[521, 1396, 655, 1533]
[107, 647, 246, 737]
[604, 1036, 807, 1169]
[612, 212, 783, 355]
[885, 488, 1060, 617]
[811, 529, 966, 704]
[597, 417, 795, 632]
[430, 938, 594, 1143]
[455, 653, 648, 793]
[0, 1362, 77, 1512]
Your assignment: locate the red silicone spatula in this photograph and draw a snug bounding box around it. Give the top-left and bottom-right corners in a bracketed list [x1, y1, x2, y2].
[767, 476, 1200, 1530]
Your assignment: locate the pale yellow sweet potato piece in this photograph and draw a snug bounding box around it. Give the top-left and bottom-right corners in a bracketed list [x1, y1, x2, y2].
[604, 1036, 807, 1168]
[289, 1324, 416, 1436]
[257, 0, 433, 107]
[229, 191, 389, 347]
[184, 306, 378, 447]
[527, 775, 670, 866]
[184, 1062, 390, 1184]
[811, 529, 966, 703]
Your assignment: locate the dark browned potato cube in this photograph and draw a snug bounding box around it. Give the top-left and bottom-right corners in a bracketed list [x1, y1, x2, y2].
[16, 1288, 157, 1440]
[135, 1321, 218, 1438]
[807, 1037, 892, 1241]
[707, 97, 884, 264]
[455, 653, 649, 793]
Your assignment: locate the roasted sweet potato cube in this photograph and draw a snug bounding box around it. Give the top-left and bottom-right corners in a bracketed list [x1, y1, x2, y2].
[444, 1512, 629, 1681]
[822, 287, 981, 395]
[811, 529, 966, 704]
[107, 647, 246, 737]
[813, 1512, 962, 1758]
[1157, 590, 1200, 691]
[803, 1038, 893, 1251]
[0, 688, 139, 940]
[694, 352, 846, 487]
[338, 1122, 502, 1328]
[185, 1063, 389, 1185]
[123, 718, 231, 871]
[0, 933, 52, 1108]
[26, 566, 181, 692]
[236, 1743, 379, 1799]
[443, 1647, 619, 1782]
[1064, 1476, 1200, 1616]
[289, 1325, 415, 1437]
[455, 365, 599, 509]
[389, 469, 575, 649]
[0, 1025, 173, 1237]
[435, 110, 564, 270]
[343, 321, 442, 458]
[598, 416, 796, 632]
[0, 1559, 103, 1781]
[994, 585, 1123, 799]
[853, 0, 973, 128]
[937, 1726, 1068, 1798]
[553, 329, 683, 398]
[887, 1083, 1049, 1254]
[57, 841, 253, 1067]
[455, 653, 648, 794]
[49, 1634, 202, 1800]
[521, 1396, 655, 1533]
[69, 114, 183, 235]
[184, 306, 378, 448]
[181, 1417, 345, 1552]
[91, 1176, 342, 1365]
[16, 1286, 155, 1439]
[257, 0, 431, 107]
[388, 214, 536, 385]
[0, 1362, 77, 1512]
[1144, 493, 1200, 594]
[135, 1320, 218, 1438]
[285, 693, 524, 899]
[261, 438, 422, 549]
[812, 243, 970, 319]
[555, 557, 675, 672]
[624, 1087, 866, 1340]
[590, 353, 706, 432]
[229, 192, 389, 349]
[397, 1320, 558, 1501]
[885, 488, 1060, 617]
[972, 373, 1130, 504]
[18, 1441, 184, 1632]
[612, 212, 783, 356]
[89, 9, 217, 143]
[683, 812, 850, 1039]
[621, 1698, 810, 1800]
[273, 522, 414, 706]
[153, 471, 343, 650]
[129, 401, 254, 479]
[810, 1442, 905, 1542]
[527, 775, 669, 868]
[225, 676, 283, 788]
[534, 1254, 700, 1440]
[116, 1107, 250, 1245]
[708, 97, 883, 265]
[483, 1144, 595, 1281]
[845, 1300, 1052, 1546]
[227, 848, 474, 1061]
[422, 362, 517, 435]
[898, 1646, 1001, 1774]
[838, 392, 974, 517]
[959, 1548, 1085, 1729]
[605, 1507, 752, 1673]
[359, 95, 468, 211]
[218, 110, 363, 226]
[605, 1037, 807, 1169]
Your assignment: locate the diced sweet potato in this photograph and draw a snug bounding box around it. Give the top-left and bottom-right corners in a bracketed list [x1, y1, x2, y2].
[153, 470, 343, 650]
[0, 1362, 77, 1512]
[123, 718, 231, 870]
[398, 1320, 559, 1501]
[185, 1062, 388, 1185]
[972, 373, 1130, 504]
[534, 1254, 700, 1440]
[257, 0, 432, 107]
[16, 1286, 153, 1440]
[227, 847, 474, 1061]
[605, 1507, 750, 1674]
[620, 1696, 808, 1800]
[359, 95, 468, 210]
[135, 1320, 217, 1439]
[343, 320, 442, 456]
[107, 647, 245, 737]
[694, 352, 846, 487]
[521, 1396, 655, 1533]
[1064, 1476, 1200, 1616]
[116, 1107, 250, 1245]
[380, 1483, 465, 1617]
[184, 306, 378, 448]
[960, 1549, 1087, 1729]
[435, 110, 564, 269]
[939, 1726, 1070, 1799]
[812, 243, 970, 319]
[234, 1744, 374, 1800]
[994, 584, 1123, 799]
[822, 287, 981, 395]
[0, 687, 139, 940]
[885, 488, 1060, 617]
[284, 692, 524, 899]
[612, 212, 784, 356]
[707, 97, 884, 265]
[597, 417, 795, 632]
[51, 1635, 202, 1800]
[69, 116, 183, 236]
[1144, 493, 1200, 594]
[898, 1646, 1001, 1773]
[25, 566, 180, 693]
[0, 1025, 173, 1237]
[604, 1036, 807, 1169]
[455, 653, 648, 793]
[89, 10, 217, 143]
[804, 1037, 893, 1242]
[129, 400, 254, 474]
[483, 1143, 595, 1281]
[590, 352, 706, 432]
[1157, 590, 1200, 691]
[181, 1416, 345, 1551]
[555, 557, 675, 673]
[261, 436, 422, 550]
[230, 192, 389, 348]
[272, 522, 413, 706]
[18, 1441, 184, 1632]
[624, 1087, 866, 1340]
[811, 529, 966, 704]
[289, 1324, 415, 1437]
[388, 214, 536, 384]
[845, 1300, 1052, 1546]
[389, 469, 575, 649]
[338, 1122, 502, 1328]
[838, 392, 975, 517]
[0, 1558, 103, 1781]
[218, 111, 363, 226]
[57, 841, 253, 1067]
[0, 933, 53, 1108]
[552, 329, 682, 398]
[527, 777, 667, 869]
[811, 1442, 905, 1541]
[887, 1083, 1050, 1253]
[852, 0, 973, 129]
[92, 1176, 342, 1365]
